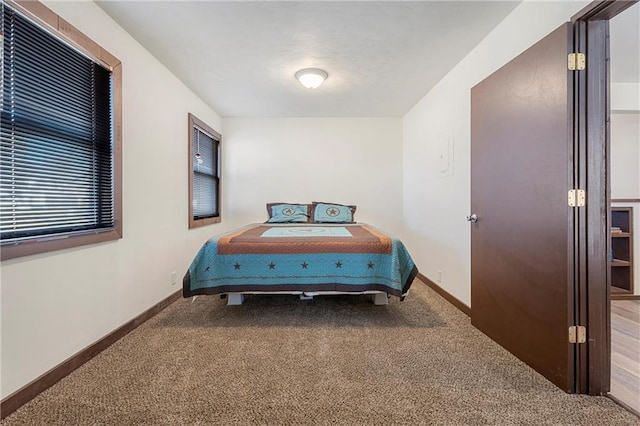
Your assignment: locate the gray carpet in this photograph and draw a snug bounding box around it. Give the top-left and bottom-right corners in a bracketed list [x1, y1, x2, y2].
[2, 281, 638, 425]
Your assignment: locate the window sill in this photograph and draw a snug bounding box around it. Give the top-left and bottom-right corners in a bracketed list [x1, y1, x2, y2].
[1, 227, 122, 261]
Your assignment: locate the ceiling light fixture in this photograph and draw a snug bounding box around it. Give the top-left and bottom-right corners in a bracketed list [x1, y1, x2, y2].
[295, 68, 328, 89]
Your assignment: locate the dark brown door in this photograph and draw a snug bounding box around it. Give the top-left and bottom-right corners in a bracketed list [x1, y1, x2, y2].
[470, 23, 576, 392]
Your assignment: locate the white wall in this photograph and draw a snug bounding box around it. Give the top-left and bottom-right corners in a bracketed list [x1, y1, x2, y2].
[0, 1, 226, 399]
[401, 1, 589, 306]
[611, 113, 640, 199]
[612, 83, 640, 112]
[222, 118, 404, 236]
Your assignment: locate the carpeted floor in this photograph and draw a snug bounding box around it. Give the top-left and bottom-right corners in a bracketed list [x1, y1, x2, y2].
[2, 281, 638, 425]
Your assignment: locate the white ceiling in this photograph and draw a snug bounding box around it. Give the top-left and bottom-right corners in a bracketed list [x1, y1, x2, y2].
[96, 1, 521, 117]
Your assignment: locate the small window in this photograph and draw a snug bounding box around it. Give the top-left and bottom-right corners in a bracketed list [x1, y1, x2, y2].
[0, 1, 122, 260]
[188, 114, 221, 228]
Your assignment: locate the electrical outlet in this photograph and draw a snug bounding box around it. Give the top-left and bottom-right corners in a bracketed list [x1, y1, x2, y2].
[437, 269, 442, 283]
[171, 271, 177, 286]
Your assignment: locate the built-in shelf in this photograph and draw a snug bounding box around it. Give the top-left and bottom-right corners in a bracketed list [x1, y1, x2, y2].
[611, 207, 634, 296]
[612, 232, 631, 238]
[612, 259, 631, 267]
[611, 286, 629, 294]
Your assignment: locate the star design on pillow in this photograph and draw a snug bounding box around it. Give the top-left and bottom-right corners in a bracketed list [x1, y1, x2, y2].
[335, 261, 342, 268]
[234, 262, 241, 270]
[301, 262, 309, 269]
[326, 207, 340, 217]
[268, 262, 276, 269]
[367, 261, 375, 269]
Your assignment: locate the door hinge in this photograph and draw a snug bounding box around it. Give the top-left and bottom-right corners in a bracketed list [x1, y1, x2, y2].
[569, 325, 587, 343]
[568, 189, 586, 207]
[568, 53, 586, 71]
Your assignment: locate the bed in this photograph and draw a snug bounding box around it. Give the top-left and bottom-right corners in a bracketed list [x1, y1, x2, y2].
[183, 223, 418, 305]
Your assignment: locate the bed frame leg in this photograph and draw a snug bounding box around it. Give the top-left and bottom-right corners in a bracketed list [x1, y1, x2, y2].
[373, 292, 389, 305]
[227, 293, 244, 305]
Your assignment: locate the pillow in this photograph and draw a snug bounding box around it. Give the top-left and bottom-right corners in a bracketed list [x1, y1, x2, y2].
[311, 202, 356, 223]
[266, 203, 310, 223]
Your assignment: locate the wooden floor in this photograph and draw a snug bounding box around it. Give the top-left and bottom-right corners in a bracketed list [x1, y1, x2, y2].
[610, 299, 640, 415]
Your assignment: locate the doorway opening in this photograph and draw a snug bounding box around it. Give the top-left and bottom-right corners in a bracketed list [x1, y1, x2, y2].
[608, 1, 640, 414]
[573, 0, 639, 411]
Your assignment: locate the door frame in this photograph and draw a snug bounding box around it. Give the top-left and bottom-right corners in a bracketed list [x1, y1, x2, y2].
[571, 0, 638, 395]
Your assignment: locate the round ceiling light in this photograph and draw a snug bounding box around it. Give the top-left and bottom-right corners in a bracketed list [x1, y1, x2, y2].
[295, 68, 328, 89]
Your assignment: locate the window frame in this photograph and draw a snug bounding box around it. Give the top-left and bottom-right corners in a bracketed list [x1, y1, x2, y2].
[1, 0, 122, 261]
[188, 113, 221, 228]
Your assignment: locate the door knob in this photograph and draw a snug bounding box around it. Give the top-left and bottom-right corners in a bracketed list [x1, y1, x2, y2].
[466, 214, 478, 223]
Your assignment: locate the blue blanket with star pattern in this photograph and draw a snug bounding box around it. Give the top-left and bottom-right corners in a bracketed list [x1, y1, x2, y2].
[183, 223, 418, 299]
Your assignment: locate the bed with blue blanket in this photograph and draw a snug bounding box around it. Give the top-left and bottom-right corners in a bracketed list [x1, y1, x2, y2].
[183, 223, 418, 305]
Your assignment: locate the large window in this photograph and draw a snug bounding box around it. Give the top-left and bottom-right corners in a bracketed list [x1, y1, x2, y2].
[0, 1, 122, 260]
[188, 113, 221, 228]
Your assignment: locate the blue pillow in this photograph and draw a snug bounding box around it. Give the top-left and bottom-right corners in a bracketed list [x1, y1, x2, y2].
[266, 203, 310, 223]
[311, 202, 356, 223]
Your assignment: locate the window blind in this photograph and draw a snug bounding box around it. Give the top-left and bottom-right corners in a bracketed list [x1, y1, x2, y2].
[192, 127, 219, 219]
[1, 5, 114, 242]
